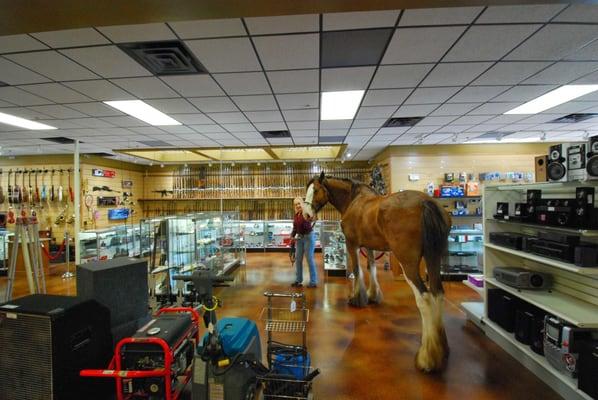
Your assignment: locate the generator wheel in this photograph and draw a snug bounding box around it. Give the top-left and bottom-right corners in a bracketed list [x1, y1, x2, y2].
[246, 382, 264, 400]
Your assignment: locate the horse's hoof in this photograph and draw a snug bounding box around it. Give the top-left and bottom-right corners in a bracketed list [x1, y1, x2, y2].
[367, 289, 384, 305]
[414, 344, 448, 373]
[348, 294, 368, 307]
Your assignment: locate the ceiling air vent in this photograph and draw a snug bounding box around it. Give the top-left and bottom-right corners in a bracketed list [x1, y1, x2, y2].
[119, 40, 207, 76]
[138, 140, 173, 147]
[319, 136, 345, 143]
[260, 130, 291, 139]
[43, 137, 76, 144]
[550, 113, 598, 123]
[382, 117, 424, 128]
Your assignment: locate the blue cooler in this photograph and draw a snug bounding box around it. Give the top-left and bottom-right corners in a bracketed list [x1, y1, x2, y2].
[217, 317, 261, 358]
[272, 350, 311, 380]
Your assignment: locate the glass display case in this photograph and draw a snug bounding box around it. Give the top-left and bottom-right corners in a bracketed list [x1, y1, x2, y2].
[442, 223, 483, 278]
[0, 231, 12, 273]
[79, 225, 139, 264]
[320, 221, 347, 275]
[222, 211, 245, 267]
[265, 220, 321, 250]
[240, 220, 266, 250]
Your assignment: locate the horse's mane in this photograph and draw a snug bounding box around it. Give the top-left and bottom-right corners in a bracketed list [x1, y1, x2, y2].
[307, 175, 378, 198]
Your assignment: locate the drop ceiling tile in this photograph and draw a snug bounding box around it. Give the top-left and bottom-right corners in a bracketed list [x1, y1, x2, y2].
[227, 131, 259, 139]
[129, 127, 164, 135]
[355, 106, 397, 119]
[362, 89, 411, 106]
[21, 83, 92, 103]
[348, 127, 378, 135]
[567, 40, 598, 61]
[321, 29, 392, 68]
[245, 110, 283, 123]
[344, 135, 370, 145]
[321, 120, 352, 129]
[254, 122, 286, 131]
[100, 116, 148, 127]
[491, 85, 556, 102]
[6, 51, 98, 81]
[188, 96, 237, 112]
[468, 102, 522, 115]
[476, 5, 566, 23]
[429, 103, 478, 116]
[282, 109, 319, 121]
[483, 114, 529, 124]
[168, 18, 245, 39]
[418, 116, 457, 126]
[320, 129, 347, 136]
[451, 115, 494, 125]
[0, 57, 50, 85]
[506, 25, 598, 61]
[68, 118, 115, 128]
[0, 34, 48, 54]
[220, 123, 257, 132]
[162, 75, 224, 97]
[516, 114, 563, 124]
[289, 130, 317, 137]
[267, 137, 294, 145]
[421, 62, 493, 87]
[286, 120, 318, 129]
[0, 107, 53, 119]
[423, 133, 453, 144]
[466, 124, 506, 132]
[448, 86, 510, 103]
[97, 23, 175, 43]
[444, 25, 541, 62]
[276, 93, 318, 110]
[523, 61, 598, 84]
[393, 104, 439, 117]
[405, 87, 461, 104]
[213, 72, 270, 95]
[546, 101, 598, 114]
[66, 102, 124, 117]
[436, 125, 473, 133]
[352, 119, 387, 128]
[207, 111, 248, 124]
[31, 28, 109, 48]
[186, 37, 260, 73]
[472, 62, 552, 85]
[553, 4, 598, 23]
[111, 77, 178, 99]
[159, 125, 195, 134]
[60, 46, 152, 78]
[407, 126, 441, 134]
[173, 114, 212, 124]
[293, 137, 318, 144]
[63, 80, 133, 101]
[401, 6, 483, 26]
[267, 69, 319, 93]
[253, 34, 318, 70]
[28, 105, 87, 119]
[323, 10, 399, 30]
[190, 124, 227, 133]
[321, 66, 375, 91]
[370, 64, 434, 89]
[382, 26, 466, 64]
[245, 14, 318, 35]
[232, 94, 278, 111]
[145, 98, 198, 114]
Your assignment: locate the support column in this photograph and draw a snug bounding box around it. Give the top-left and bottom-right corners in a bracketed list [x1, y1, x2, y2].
[74, 140, 81, 266]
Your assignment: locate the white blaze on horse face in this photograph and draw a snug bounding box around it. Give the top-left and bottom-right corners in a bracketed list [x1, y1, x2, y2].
[303, 184, 315, 218]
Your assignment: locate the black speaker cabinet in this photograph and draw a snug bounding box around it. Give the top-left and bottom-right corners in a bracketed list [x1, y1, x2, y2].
[77, 257, 149, 340]
[0, 294, 113, 400]
[586, 135, 598, 180]
[547, 143, 570, 182]
[575, 187, 595, 229]
[515, 304, 546, 354]
[488, 289, 519, 333]
[535, 155, 548, 182]
[526, 189, 542, 220]
[578, 340, 598, 399]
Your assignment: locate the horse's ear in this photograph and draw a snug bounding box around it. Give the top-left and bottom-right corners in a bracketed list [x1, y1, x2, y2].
[319, 171, 325, 182]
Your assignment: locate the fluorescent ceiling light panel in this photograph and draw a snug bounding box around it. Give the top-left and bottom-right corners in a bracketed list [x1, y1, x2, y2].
[321, 90, 365, 120]
[0, 112, 57, 130]
[270, 145, 344, 160]
[119, 150, 209, 162]
[505, 85, 598, 115]
[104, 100, 181, 126]
[199, 148, 273, 161]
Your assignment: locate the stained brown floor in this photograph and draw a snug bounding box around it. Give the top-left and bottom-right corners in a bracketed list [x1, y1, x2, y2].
[1, 253, 561, 400]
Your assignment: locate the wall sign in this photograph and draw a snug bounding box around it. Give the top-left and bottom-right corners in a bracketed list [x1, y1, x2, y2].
[92, 168, 116, 178]
[108, 208, 130, 220]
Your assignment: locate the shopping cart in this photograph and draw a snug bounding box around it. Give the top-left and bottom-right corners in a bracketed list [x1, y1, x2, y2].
[257, 292, 319, 399]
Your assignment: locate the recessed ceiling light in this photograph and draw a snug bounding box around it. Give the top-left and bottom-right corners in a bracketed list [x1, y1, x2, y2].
[321, 90, 365, 120]
[104, 100, 181, 126]
[0, 112, 57, 130]
[504, 85, 598, 115]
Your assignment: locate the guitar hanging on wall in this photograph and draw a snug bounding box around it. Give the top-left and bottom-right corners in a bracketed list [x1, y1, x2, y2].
[68, 168, 74, 203]
[34, 169, 40, 205]
[41, 169, 48, 202]
[50, 169, 55, 202]
[14, 169, 21, 204]
[7, 169, 12, 205]
[0, 169, 4, 205]
[58, 169, 63, 203]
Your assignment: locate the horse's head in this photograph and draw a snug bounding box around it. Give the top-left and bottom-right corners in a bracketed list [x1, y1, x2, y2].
[303, 171, 329, 219]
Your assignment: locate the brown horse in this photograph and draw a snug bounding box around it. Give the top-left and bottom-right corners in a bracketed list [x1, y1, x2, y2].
[302, 172, 451, 372]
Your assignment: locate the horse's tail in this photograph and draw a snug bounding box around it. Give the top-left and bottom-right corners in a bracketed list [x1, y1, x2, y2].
[421, 199, 451, 295]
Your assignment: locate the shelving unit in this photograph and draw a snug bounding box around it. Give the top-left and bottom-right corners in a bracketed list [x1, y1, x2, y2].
[462, 280, 483, 295]
[463, 181, 598, 400]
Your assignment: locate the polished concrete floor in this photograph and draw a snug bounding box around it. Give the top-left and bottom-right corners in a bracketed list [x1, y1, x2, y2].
[1, 252, 561, 400]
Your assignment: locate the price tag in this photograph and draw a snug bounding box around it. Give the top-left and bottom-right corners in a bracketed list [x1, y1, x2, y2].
[290, 300, 297, 313]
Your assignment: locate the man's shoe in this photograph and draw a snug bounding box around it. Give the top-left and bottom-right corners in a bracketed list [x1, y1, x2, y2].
[307, 283, 317, 288]
[291, 282, 303, 287]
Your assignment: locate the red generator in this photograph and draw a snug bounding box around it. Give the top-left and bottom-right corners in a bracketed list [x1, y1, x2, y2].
[81, 308, 201, 400]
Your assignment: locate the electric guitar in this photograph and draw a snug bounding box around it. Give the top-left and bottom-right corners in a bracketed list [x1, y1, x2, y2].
[22, 169, 29, 204]
[34, 169, 40, 204]
[50, 169, 55, 202]
[0, 169, 4, 204]
[58, 169, 63, 203]
[7, 207, 15, 224]
[41, 169, 48, 202]
[7, 169, 12, 205]
[68, 168, 74, 203]
[14, 170, 21, 204]
[28, 169, 34, 204]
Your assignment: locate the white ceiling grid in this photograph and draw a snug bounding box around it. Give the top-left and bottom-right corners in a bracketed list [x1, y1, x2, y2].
[0, 4, 595, 161]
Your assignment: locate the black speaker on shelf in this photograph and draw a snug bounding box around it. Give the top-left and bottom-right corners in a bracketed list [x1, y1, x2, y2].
[515, 304, 546, 352]
[0, 294, 113, 400]
[586, 135, 598, 180]
[574, 187, 595, 229]
[547, 143, 570, 182]
[494, 202, 509, 219]
[567, 143, 587, 181]
[488, 288, 519, 333]
[578, 340, 598, 399]
[526, 189, 542, 221]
